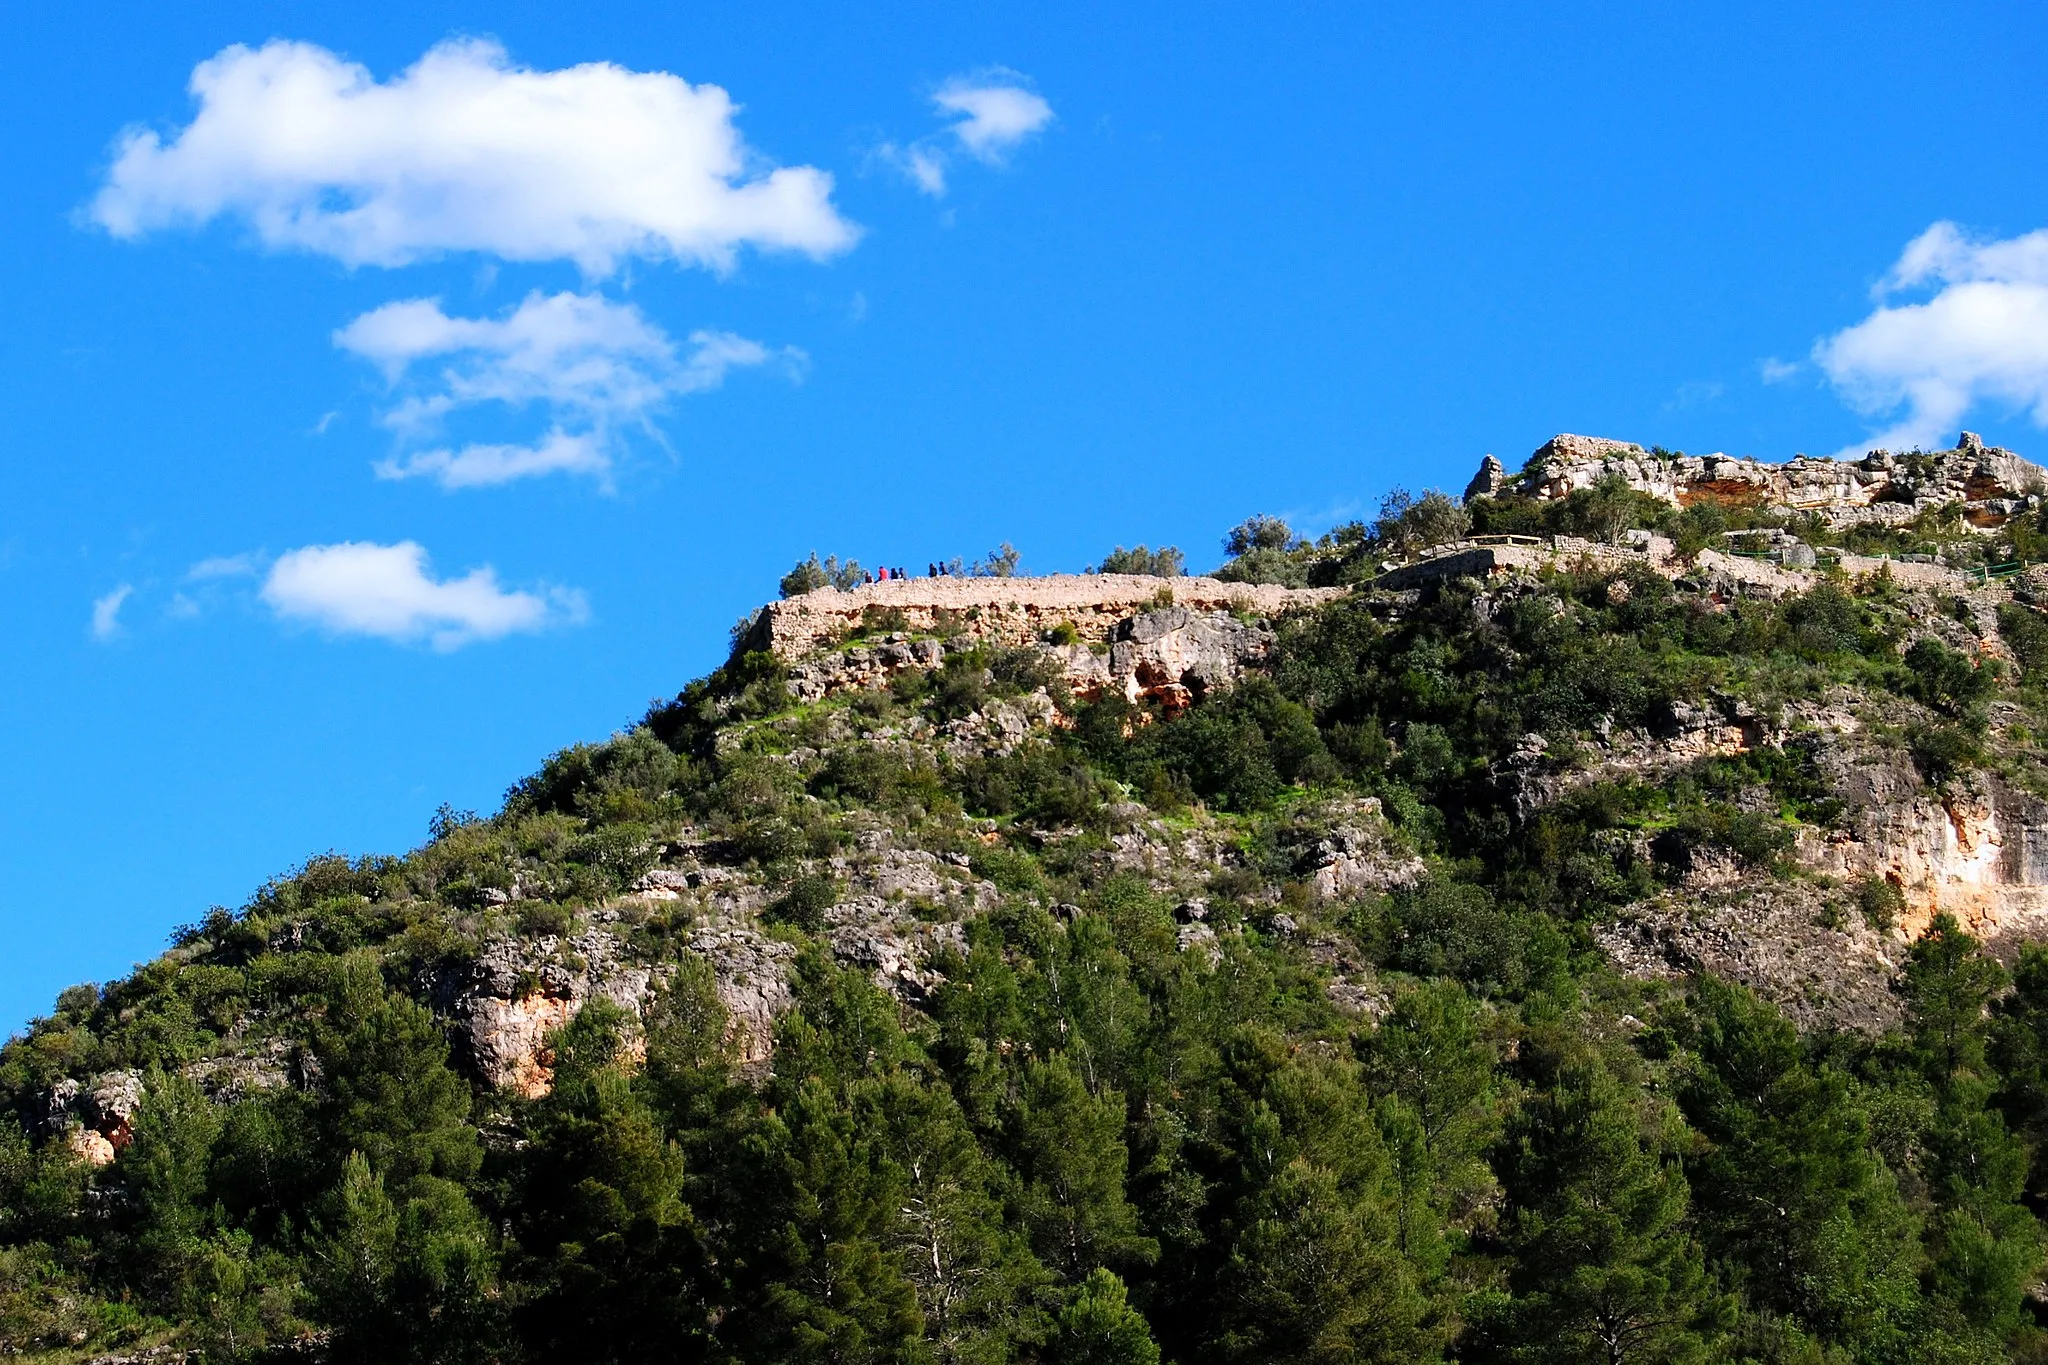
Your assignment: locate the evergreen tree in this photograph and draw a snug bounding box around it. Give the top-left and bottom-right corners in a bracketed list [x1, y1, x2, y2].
[119, 1070, 224, 1312]
[1215, 1158, 1434, 1365]
[1675, 978, 1922, 1353]
[1480, 1054, 1721, 1365]
[1049, 1268, 1161, 1365]
[1904, 914, 2008, 1089]
[316, 987, 480, 1190]
[306, 1153, 500, 1365]
[514, 1001, 707, 1363]
[1008, 1055, 1156, 1279]
[1990, 942, 2048, 1195]
[1900, 917, 2044, 1340]
[1365, 983, 1498, 1273]
[304, 1151, 401, 1362]
[866, 1071, 1050, 1364]
[739, 1077, 928, 1365]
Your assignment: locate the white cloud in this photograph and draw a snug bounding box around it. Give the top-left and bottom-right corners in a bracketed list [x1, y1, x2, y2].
[260, 540, 583, 650]
[336, 291, 794, 488]
[1760, 357, 1800, 384]
[934, 74, 1055, 161]
[91, 37, 858, 274]
[374, 430, 608, 489]
[881, 69, 1053, 197]
[1665, 379, 1725, 411]
[90, 585, 133, 641]
[188, 552, 263, 580]
[1815, 221, 2048, 454]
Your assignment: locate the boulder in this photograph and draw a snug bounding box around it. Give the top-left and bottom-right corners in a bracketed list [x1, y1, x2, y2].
[1464, 453, 1507, 500]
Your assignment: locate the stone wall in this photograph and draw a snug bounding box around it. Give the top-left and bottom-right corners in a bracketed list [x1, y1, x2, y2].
[751, 573, 1346, 661]
[1374, 534, 1988, 598]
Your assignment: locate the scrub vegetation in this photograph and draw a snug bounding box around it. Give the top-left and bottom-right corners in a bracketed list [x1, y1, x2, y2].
[14, 498, 2048, 1364]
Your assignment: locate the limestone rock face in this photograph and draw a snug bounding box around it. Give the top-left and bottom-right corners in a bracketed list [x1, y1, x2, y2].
[37, 1068, 144, 1167]
[755, 573, 1342, 662]
[1107, 607, 1275, 709]
[438, 932, 652, 1098]
[1464, 453, 1507, 501]
[1498, 431, 2048, 530]
[777, 606, 1280, 718]
[1598, 880, 1903, 1033]
[683, 925, 798, 1069]
[1798, 750, 2048, 945]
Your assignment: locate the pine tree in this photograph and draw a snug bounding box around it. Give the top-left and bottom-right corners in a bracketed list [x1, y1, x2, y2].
[742, 1077, 928, 1365]
[1990, 942, 2048, 1195]
[1900, 916, 2044, 1339]
[1008, 1055, 1156, 1279]
[1049, 1268, 1161, 1365]
[305, 1151, 401, 1363]
[316, 988, 480, 1190]
[119, 1070, 224, 1312]
[514, 1002, 705, 1364]
[1216, 1158, 1434, 1365]
[1675, 978, 1921, 1353]
[1482, 1055, 1721, 1365]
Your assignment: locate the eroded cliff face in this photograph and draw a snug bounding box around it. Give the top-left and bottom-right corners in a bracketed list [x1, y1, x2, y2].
[35, 1070, 143, 1167]
[434, 931, 653, 1098]
[1497, 430, 2048, 530]
[1565, 685, 2048, 1028]
[781, 606, 1283, 714]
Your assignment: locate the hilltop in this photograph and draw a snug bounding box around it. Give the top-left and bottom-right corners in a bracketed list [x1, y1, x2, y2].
[13, 444, 2048, 1363]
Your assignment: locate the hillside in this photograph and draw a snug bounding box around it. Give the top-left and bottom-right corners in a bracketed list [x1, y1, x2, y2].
[16, 434, 2048, 1363]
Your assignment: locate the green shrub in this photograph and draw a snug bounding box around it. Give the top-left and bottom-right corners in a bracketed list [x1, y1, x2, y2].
[1900, 637, 1995, 717]
[779, 552, 863, 597]
[765, 874, 839, 931]
[1908, 722, 1984, 785]
[992, 646, 1064, 696]
[927, 653, 990, 721]
[1370, 878, 1547, 992]
[1857, 875, 1906, 933]
[1093, 545, 1185, 577]
[518, 902, 574, 938]
[970, 846, 1047, 897]
[1999, 603, 2048, 682]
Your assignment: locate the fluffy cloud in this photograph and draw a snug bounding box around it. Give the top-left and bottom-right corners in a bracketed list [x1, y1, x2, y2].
[335, 291, 793, 488]
[882, 70, 1053, 197]
[1815, 221, 2048, 454]
[90, 585, 132, 642]
[260, 541, 584, 649]
[91, 38, 857, 273]
[934, 75, 1055, 161]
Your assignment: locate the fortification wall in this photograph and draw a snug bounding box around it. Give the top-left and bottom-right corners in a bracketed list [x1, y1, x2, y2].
[754, 574, 1345, 660]
[1373, 535, 1987, 598]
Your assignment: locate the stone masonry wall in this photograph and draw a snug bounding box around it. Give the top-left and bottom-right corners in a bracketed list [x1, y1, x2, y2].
[752, 573, 1347, 661]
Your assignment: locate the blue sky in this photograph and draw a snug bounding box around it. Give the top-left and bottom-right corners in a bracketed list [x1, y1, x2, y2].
[8, 0, 2048, 1031]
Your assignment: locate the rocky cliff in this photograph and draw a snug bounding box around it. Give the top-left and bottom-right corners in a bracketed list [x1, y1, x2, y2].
[1480, 429, 2048, 530]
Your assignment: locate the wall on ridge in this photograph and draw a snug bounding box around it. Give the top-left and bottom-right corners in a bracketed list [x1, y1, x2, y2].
[753, 574, 1346, 660]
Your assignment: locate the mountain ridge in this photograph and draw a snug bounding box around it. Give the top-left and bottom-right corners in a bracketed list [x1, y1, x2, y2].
[13, 456, 2048, 1362]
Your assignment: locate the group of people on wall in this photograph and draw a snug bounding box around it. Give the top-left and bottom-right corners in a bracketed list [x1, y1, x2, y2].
[862, 563, 958, 583]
